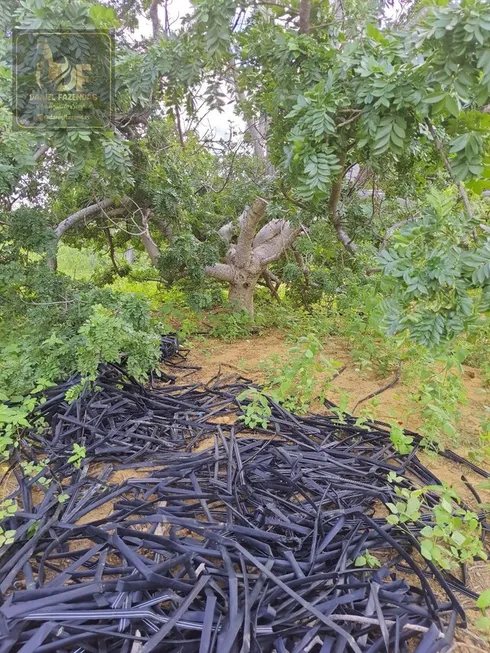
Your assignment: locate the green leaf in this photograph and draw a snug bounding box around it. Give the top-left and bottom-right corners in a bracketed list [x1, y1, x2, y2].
[476, 616, 490, 631]
[445, 96, 459, 117]
[425, 92, 446, 104]
[477, 589, 490, 610]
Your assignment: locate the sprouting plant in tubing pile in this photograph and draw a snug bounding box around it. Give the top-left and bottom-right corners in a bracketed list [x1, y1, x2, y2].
[67, 443, 87, 470]
[386, 483, 487, 571]
[237, 388, 272, 429]
[0, 500, 17, 549]
[261, 334, 342, 413]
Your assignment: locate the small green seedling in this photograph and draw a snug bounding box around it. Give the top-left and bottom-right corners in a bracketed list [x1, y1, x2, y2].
[386, 487, 422, 525]
[0, 528, 15, 547]
[0, 499, 17, 548]
[21, 460, 51, 486]
[389, 423, 413, 455]
[237, 388, 272, 429]
[355, 551, 381, 568]
[67, 443, 86, 469]
[387, 471, 404, 484]
[0, 499, 17, 520]
[331, 393, 350, 425]
[476, 590, 490, 632]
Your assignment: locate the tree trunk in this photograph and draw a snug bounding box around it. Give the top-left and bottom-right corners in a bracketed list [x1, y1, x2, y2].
[299, 0, 311, 33]
[228, 275, 259, 315]
[206, 198, 302, 313]
[328, 154, 358, 255]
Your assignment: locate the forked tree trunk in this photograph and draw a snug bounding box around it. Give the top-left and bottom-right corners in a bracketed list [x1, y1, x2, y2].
[205, 198, 301, 315]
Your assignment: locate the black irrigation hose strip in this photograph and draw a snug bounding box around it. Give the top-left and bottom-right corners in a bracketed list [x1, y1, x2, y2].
[0, 338, 488, 651]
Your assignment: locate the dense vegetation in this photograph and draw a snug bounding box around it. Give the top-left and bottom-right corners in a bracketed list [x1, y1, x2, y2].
[1, 0, 490, 473]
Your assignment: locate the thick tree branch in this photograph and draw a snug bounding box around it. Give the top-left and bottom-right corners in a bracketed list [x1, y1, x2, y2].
[253, 218, 289, 248]
[149, 0, 160, 40]
[217, 206, 248, 244]
[140, 210, 161, 266]
[54, 198, 117, 239]
[299, 0, 311, 33]
[33, 145, 49, 161]
[234, 197, 268, 268]
[205, 263, 235, 283]
[254, 222, 302, 265]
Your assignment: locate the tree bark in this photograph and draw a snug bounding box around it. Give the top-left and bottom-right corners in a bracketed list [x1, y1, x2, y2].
[328, 157, 358, 255]
[229, 278, 258, 314]
[140, 211, 161, 266]
[299, 0, 311, 33]
[149, 0, 160, 40]
[234, 197, 268, 267]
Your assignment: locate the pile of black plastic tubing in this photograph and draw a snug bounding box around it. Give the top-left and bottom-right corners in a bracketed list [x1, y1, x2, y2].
[0, 342, 488, 652]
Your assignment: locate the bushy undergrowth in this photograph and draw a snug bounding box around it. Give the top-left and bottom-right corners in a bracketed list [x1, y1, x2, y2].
[0, 267, 163, 453]
[4, 237, 490, 460]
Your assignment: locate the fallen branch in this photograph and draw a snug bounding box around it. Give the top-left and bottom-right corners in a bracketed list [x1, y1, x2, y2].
[351, 362, 402, 413]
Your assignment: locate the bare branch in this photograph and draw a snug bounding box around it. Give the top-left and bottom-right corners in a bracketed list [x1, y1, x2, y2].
[291, 245, 310, 288]
[261, 270, 281, 302]
[336, 110, 362, 129]
[381, 216, 420, 249]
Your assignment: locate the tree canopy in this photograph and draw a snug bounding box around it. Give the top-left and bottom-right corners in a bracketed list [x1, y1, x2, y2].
[1, 0, 490, 402]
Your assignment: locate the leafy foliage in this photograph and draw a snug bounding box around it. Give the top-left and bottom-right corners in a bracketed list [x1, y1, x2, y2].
[389, 423, 413, 455]
[386, 483, 487, 571]
[237, 388, 272, 430]
[379, 191, 490, 348]
[261, 334, 342, 413]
